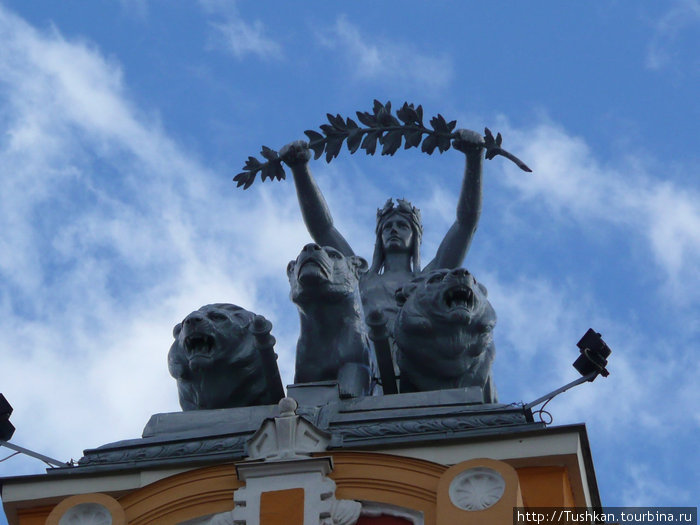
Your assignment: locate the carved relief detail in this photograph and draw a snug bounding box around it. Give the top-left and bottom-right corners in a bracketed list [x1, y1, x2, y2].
[79, 435, 247, 466]
[448, 467, 505, 511]
[57, 503, 113, 525]
[339, 412, 525, 440]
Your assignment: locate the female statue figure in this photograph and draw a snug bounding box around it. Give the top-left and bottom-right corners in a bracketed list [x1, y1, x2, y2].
[280, 129, 486, 329]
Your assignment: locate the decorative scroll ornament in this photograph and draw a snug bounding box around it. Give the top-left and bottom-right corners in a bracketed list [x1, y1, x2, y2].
[340, 411, 526, 441]
[234, 100, 531, 189]
[78, 434, 248, 466]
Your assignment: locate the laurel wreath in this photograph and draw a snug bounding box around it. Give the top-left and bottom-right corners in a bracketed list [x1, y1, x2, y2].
[234, 100, 530, 190]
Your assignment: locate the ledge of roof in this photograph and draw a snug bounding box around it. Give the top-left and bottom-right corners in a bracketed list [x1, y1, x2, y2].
[65, 385, 539, 473]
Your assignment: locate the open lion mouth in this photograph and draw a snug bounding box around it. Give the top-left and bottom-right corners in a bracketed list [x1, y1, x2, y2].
[185, 333, 215, 358]
[443, 286, 475, 310]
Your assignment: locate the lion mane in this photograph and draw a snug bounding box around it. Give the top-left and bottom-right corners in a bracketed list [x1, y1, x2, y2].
[394, 268, 497, 402]
[168, 303, 278, 410]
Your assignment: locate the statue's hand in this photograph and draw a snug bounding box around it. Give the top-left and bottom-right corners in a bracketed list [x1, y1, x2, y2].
[279, 140, 311, 167]
[451, 129, 485, 154]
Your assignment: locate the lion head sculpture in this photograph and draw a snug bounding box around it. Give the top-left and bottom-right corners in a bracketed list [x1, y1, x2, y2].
[287, 243, 368, 306]
[287, 243, 373, 398]
[168, 303, 279, 410]
[394, 268, 497, 402]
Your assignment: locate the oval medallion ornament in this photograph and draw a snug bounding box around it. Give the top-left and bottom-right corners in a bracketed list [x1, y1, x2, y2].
[59, 503, 112, 525]
[448, 467, 505, 511]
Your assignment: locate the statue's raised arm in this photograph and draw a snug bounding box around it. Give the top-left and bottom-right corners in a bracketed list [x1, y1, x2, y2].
[280, 129, 487, 330]
[280, 141, 354, 257]
[424, 129, 485, 272]
[235, 102, 533, 335]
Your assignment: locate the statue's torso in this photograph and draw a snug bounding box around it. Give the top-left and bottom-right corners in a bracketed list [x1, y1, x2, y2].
[359, 270, 416, 331]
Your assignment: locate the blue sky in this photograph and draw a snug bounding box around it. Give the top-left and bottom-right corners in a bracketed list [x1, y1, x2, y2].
[0, 1, 698, 520]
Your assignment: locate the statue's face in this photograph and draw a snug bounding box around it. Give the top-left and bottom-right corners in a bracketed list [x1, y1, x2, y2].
[381, 214, 413, 253]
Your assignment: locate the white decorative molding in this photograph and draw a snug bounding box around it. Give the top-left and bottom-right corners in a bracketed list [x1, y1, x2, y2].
[448, 467, 505, 511]
[58, 503, 113, 525]
[233, 459, 337, 524]
[326, 499, 362, 525]
[222, 398, 356, 524]
[246, 397, 330, 460]
[182, 398, 360, 524]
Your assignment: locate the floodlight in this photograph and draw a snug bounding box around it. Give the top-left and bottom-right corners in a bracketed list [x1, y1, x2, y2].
[0, 393, 15, 441]
[524, 328, 613, 412]
[0, 392, 69, 468]
[573, 328, 611, 379]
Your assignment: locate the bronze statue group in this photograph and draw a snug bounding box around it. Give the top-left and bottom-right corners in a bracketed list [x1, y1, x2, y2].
[169, 130, 499, 410]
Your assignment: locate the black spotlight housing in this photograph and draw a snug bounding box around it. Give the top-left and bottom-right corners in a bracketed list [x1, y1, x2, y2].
[573, 329, 611, 379]
[0, 393, 16, 442]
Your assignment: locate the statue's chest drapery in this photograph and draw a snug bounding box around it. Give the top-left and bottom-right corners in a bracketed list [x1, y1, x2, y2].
[359, 271, 416, 329]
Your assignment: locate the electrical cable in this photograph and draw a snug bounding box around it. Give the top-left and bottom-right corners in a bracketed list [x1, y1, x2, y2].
[532, 396, 554, 425]
[0, 451, 20, 463]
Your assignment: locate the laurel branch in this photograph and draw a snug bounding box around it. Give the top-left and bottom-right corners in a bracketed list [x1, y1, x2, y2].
[234, 100, 519, 190]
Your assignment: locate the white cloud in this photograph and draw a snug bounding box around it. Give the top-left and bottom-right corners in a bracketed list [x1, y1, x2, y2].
[498, 120, 700, 304]
[319, 15, 453, 91]
[0, 5, 300, 472]
[200, 0, 282, 61]
[211, 19, 282, 60]
[646, 0, 700, 71]
[621, 464, 692, 506]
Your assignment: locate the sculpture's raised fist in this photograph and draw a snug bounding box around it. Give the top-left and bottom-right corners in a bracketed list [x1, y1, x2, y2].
[451, 129, 485, 154]
[280, 140, 312, 167]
